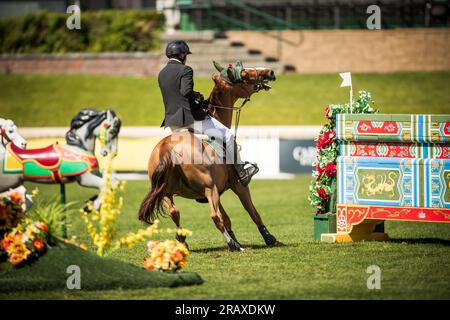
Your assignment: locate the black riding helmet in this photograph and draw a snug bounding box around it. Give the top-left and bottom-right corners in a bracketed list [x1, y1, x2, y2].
[165, 40, 192, 58]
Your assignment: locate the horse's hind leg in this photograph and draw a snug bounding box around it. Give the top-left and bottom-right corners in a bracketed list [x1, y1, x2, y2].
[163, 196, 188, 244]
[230, 183, 279, 246]
[205, 185, 243, 251]
[219, 203, 243, 248]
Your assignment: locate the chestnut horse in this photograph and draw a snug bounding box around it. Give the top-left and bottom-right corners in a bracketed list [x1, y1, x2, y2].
[138, 62, 279, 251]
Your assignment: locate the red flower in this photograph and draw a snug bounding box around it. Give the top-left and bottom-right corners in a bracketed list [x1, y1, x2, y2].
[228, 64, 232, 68]
[317, 208, 326, 214]
[9, 192, 23, 205]
[143, 257, 154, 270]
[171, 251, 183, 262]
[32, 238, 45, 252]
[325, 105, 332, 120]
[316, 163, 323, 176]
[317, 188, 330, 199]
[316, 130, 335, 150]
[35, 222, 48, 232]
[324, 163, 337, 178]
[1, 238, 12, 251]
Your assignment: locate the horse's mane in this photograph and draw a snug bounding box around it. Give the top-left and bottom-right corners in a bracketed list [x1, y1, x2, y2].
[108, 109, 121, 139]
[66, 109, 103, 147]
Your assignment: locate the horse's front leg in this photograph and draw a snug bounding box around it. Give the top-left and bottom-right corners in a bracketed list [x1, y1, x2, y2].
[230, 182, 279, 246]
[219, 203, 243, 249]
[75, 171, 105, 211]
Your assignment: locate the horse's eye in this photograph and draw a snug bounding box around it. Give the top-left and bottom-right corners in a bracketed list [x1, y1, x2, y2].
[8, 128, 14, 133]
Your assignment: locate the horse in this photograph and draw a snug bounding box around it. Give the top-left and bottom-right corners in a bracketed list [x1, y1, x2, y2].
[138, 61, 279, 251]
[0, 109, 121, 211]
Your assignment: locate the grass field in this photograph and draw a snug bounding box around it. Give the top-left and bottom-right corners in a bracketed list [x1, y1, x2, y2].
[1, 71, 450, 126]
[1, 177, 449, 300]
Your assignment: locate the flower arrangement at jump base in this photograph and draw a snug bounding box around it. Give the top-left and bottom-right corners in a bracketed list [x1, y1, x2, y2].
[144, 240, 189, 272]
[80, 158, 192, 272]
[1, 219, 49, 266]
[309, 91, 378, 214]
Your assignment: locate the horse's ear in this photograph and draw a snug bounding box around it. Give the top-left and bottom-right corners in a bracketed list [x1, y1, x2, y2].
[213, 61, 224, 72]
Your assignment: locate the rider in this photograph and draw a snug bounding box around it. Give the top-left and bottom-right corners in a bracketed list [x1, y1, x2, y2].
[158, 40, 258, 186]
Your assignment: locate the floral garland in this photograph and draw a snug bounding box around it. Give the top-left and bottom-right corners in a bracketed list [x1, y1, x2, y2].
[144, 240, 189, 272]
[309, 91, 378, 214]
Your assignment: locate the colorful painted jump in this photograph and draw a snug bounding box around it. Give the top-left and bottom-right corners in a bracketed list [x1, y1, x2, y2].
[320, 114, 450, 242]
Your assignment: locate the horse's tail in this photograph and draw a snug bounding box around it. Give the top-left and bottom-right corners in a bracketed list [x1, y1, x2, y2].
[138, 149, 172, 224]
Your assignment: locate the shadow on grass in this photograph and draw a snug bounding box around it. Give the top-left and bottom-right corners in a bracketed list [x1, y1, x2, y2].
[191, 242, 290, 253]
[390, 238, 450, 246]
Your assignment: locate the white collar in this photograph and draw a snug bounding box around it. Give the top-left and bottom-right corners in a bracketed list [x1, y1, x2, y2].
[169, 58, 182, 63]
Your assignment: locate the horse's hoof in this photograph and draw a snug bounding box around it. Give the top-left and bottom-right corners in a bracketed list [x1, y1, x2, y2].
[264, 235, 278, 246]
[270, 240, 285, 247]
[228, 240, 244, 252]
[176, 233, 186, 243]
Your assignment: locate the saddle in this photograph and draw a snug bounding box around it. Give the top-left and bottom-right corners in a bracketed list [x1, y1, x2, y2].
[9, 142, 61, 168]
[5, 142, 99, 183]
[172, 128, 225, 159]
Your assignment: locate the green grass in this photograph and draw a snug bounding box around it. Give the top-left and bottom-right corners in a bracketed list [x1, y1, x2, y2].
[1, 72, 449, 126]
[1, 177, 449, 299]
[0, 242, 202, 292]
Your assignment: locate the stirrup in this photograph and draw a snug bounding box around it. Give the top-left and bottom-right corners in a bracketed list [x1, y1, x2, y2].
[237, 162, 259, 186]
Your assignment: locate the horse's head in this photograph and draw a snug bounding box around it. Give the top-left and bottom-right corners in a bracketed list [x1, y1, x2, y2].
[212, 60, 276, 98]
[96, 109, 121, 158]
[0, 118, 27, 149]
[66, 109, 121, 157]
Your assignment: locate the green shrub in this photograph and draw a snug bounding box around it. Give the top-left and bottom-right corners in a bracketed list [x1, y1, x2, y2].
[0, 10, 164, 53]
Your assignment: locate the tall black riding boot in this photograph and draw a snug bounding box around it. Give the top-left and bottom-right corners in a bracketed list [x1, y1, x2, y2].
[227, 141, 259, 186]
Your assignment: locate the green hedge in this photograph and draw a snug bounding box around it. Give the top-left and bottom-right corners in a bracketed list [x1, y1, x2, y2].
[0, 10, 164, 53]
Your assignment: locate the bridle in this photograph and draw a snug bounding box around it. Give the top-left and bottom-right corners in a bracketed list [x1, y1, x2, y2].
[0, 126, 12, 146]
[204, 67, 273, 141]
[206, 68, 270, 141]
[242, 67, 269, 92]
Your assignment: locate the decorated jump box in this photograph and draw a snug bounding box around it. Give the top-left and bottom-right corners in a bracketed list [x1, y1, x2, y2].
[321, 114, 450, 242]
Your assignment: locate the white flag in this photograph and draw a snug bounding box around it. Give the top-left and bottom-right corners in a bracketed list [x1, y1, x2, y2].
[339, 72, 352, 87]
